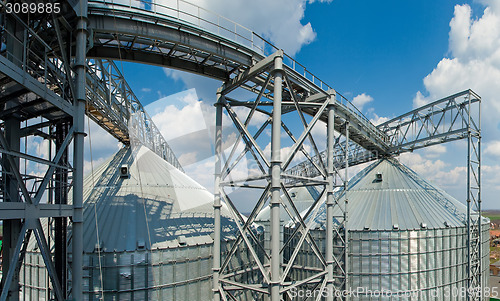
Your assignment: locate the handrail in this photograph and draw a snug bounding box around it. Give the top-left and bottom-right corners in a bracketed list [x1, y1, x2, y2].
[88, 0, 386, 144]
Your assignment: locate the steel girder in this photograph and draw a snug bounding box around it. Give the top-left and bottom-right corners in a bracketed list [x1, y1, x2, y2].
[85, 59, 183, 171]
[85, 0, 390, 155]
[87, 1, 254, 81]
[463, 91, 482, 301]
[213, 50, 349, 301]
[0, 1, 86, 300]
[288, 90, 484, 299]
[380, 90, 481, 153]
[288, 90, 482, 179]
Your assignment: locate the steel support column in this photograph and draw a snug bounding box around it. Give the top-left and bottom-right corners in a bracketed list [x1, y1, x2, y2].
[213, 91, 223, 301]
[325, 94, 335, 301]
[215, 50, 348, 300]
[72, 6, 89, 299]
[54, 122, 69, 298]
[270, 54, 283, 301]
[344, 121, 349, 301]
[1, 118, 22, 301]
[466, 90, 481, 301]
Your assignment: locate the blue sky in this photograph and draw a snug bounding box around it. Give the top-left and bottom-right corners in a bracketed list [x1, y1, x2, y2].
[87, 0, 500, 211]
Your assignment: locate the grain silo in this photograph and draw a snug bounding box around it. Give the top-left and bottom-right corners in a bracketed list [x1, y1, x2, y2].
[284, 158, 489, 300]
[20, 145, 257, 300]
[255, 186, 318, 252]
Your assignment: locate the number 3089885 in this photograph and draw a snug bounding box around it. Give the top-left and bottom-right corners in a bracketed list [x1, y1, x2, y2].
[2, 2, 61, 14]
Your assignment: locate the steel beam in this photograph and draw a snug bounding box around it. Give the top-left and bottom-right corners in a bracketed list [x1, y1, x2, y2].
[71, 8, 88, 299]
[0, 203, 74, 219]
[270, 54, 283, 301]
[0, 55, 74, 117]
[1, 117, 22, 301]
[465, 90, 481, 301]
[213, 92, 223, 301]
[326, 94, 335, 301]
[216, 50, 348, 300]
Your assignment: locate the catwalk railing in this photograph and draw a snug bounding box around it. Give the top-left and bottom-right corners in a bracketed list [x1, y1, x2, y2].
[87, 0, 390, 154]
[85, 59, 183, 171]
[287, 90, 481, 179]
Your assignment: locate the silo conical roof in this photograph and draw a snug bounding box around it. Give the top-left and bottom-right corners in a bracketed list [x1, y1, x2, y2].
[255, 186, 319, 222]
[82, 145, 236, 252]
[309, 158, 473, 231]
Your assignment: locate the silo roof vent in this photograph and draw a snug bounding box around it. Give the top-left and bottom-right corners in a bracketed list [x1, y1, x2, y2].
[375, 172, 383, 182]
[120, 164, 130, 178]
[177, 235, 187, 246]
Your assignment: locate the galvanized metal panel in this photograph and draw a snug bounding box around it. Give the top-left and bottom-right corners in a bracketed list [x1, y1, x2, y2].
[310, 158, 471, 231]
[81, 146, 237, 252]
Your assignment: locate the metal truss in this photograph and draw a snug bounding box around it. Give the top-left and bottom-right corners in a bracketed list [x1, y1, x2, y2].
[463, 92, 481, 301]
[382, 90, 483, 297]
[289, 90, 483, 298]
[288, 90, 481, 178]
[213, 50, 352, 301]
[379, 90, 481, 154]
[86, 0, 392, 172]
[0, 1, 87, 300]
[0, 0, 484, 298]
[85, 59, 183, 171]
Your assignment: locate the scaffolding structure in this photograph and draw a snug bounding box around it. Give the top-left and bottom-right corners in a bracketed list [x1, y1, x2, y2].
[0, 0, 483, 300]
[213, 51, 351, 300]
[0, 1, 87, 299]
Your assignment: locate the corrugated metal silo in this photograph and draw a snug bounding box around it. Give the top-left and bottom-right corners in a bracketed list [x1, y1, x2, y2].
[20, 146, 257, 300]
[284, 158, 489, 300]
[256, 186, 318, 253]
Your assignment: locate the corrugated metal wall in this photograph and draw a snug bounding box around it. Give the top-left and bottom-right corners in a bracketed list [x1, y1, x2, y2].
[285, 223, 490, 300]
[20, 239, 261, 300]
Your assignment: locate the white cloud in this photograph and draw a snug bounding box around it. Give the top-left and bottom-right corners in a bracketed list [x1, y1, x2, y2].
[369, 113, 390, 126]
[148, 89, 207, 141]
[411, 2, 500, 209]
[84, 118, 121, 176]
[177, 151, 198, 166]
[233, 106, 270, 128]
[352, 93, 374, 111]
[485, 140, 500, 157]
[413, 91, 429, 108]
[423, 144, 447, 159]
[84, 157, 107, 177]
[398, 152, 464, 190]
[483, 164, 500, 190]
[413, 3, 500, 131]
[155, 0, 330, 56]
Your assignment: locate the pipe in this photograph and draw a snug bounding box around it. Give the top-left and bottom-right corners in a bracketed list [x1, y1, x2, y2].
[72, 3, 89, 299]
[213, 91, 223, 301]
[270, 52, 283, 301]
[326, 93, 335, 301]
